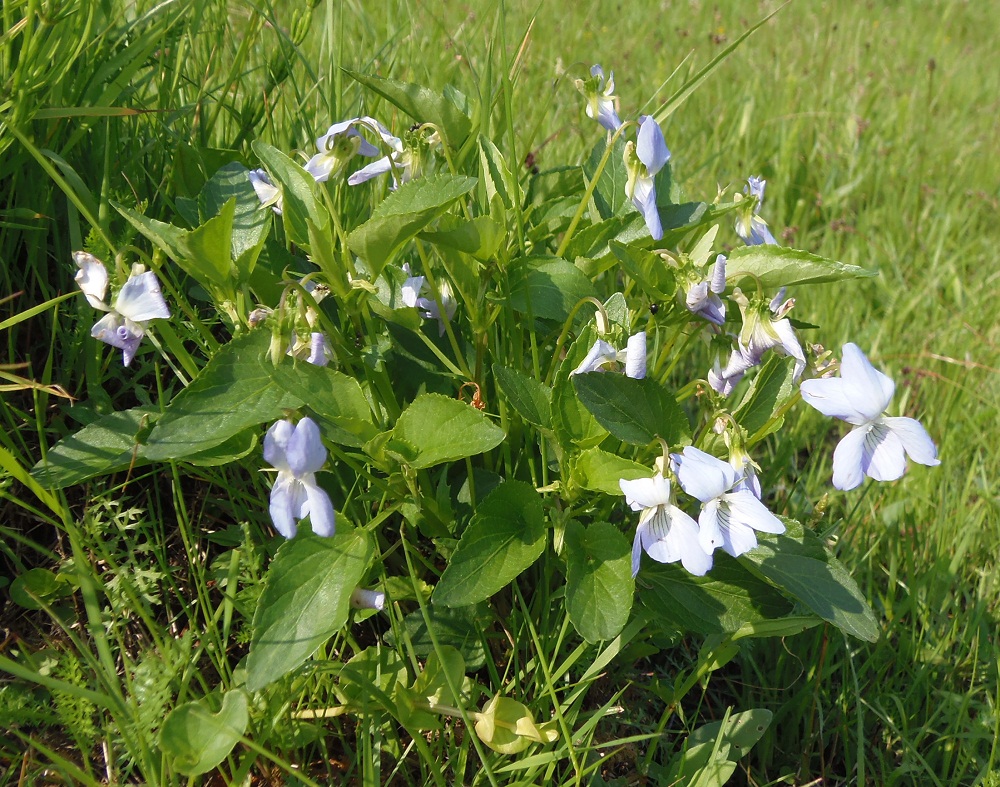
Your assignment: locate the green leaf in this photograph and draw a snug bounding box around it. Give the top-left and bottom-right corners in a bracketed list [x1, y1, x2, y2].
[434, 481, 546, 607]
[246, 528, 373, 691]
[479, 136, 520, 211]
[609, 241, 676, 300]
[142, 331, 301, 461]
[159, 690, 249, 776]
[347, 174, 477, 278]
[198, 161, 270, 264]
[390, 393, 504, 469]
[725, 244, 877, 289]
[572, 374, 690, 446]
[336, 645, 407, 708]
[31, 407, 156, 488]
[267, 357, 377, 447]
[386, 604, 488, 670]
[740, 520, 880, 642]
[584, 134, 630, 218]
[251, 140, 326, 250]
[733, 355, 797, 439]
[664, 709, 773, 787]
[10, 568, 76, 610]
[344, 70, 472, 147]
[492, 364, 551, 428]
[564, 521, 634, 642]
[508, 257, 597, 322]
[420, 214, 504, 261]
[184, 196, 235, 287]
[112, 201, 189, 264]
[640, 556, 793, 636]
[570, 447, 649, 496]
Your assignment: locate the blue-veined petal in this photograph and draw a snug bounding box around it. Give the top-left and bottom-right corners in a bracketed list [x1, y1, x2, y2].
[840, 343, 895, 420]
[725, 490, 785, 535]
[114, 271, 171, 323]
[884, 416, 940, 466]
[697, 498, 724, 553]
[862, 421, 907, 482]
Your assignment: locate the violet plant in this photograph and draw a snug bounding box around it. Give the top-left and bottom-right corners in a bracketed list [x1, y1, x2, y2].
[33, 54, 939, 779]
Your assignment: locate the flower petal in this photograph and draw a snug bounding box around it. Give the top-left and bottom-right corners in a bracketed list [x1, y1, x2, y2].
[347, 156, 395, 186]
[264, 419, 294, 470]
[725, 490, 785, 534]
[307, 332, 330, 366]
[73, 251, 109, 309]
[620, 474, 670, 511]
[625, 332, 646, 379]
[883, 416, 939, 466]
[630, 174, 663, 240]
[840, 343, 895, 419]
[571, 339, 619, 376]
[698, 499, 724, 553]
[863, 422, 907, 482]
[831, 425, 868, 491]
[350, 588, 385, 610]
[91, 312, 144, 366]
[302, 476, 336, 537]
[710, 255, 727, 294]
[269, 474, 300, 539]
[114, 272, 170, 323]
[719, 520, 758, 558]
[286, 417, 327, 476]
[800, 377, 868, 424]
[673, 447, 739, 502]
[636, 117, 670, 176]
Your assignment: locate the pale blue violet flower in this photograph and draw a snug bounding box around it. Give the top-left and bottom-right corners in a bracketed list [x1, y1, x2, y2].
[686, 254, 727, 325]
[399, 265, 456, 336]
[571, 332, 646, 379]
[735, 289, 806, 377]
[73, 252, 171, 367]
[264, 417, 336, 539]
[248, 169, 282, 214]
[799, 343, 940, 491]
[625, 116, 669, 240]
[672, 446, 785, 557]
[620, 473, 712, 577]
[348, 126, 438, 189]
[575, 65, 623, 133]
[735, 176, 778, 246]
[287, 331, 330, 366]
[350, 588, 386, 611]
[304, 117, 382, 183]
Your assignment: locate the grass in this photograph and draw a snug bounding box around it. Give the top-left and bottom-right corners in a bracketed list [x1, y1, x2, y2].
[1, 0, 997, 783]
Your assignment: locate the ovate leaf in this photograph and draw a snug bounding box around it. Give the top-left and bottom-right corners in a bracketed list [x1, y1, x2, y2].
[389, 393, 504, 469]
[347, 174, 477, 278]
[740, 520, 879, 642]
[725, 244, 877, 289]
[159, 690, 249, 776]
[493, 364, 551, 428]
[573, 373, 690, 446]
[246, 528, 373, 691]
[564, 521, 634, 642]
[509, 257, 596, 322]
[434, 481, 545, 607]
[571, 447, 649, 496]
[142, 330, 300, 461]
[251, 140, 326, 250]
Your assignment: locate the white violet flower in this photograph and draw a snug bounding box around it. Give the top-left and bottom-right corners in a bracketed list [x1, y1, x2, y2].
[575, 64, 623, 133]
[248, 169, 282, 214]
[73, 251, 171, 367]
[624, 116, 670, 241]
[672, 446, 785, 558]
[570, 331, 646, 379]
[264, 417, 336, 539]
[304, 117, 382, 183]
[685, 253, 727, 325]
[734, 175, 778, 246]
[620, 473, 712, 577]
[799, 343, 940, 491]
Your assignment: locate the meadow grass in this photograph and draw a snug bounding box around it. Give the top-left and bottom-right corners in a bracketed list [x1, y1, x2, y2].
[1, 0, 997, 783]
